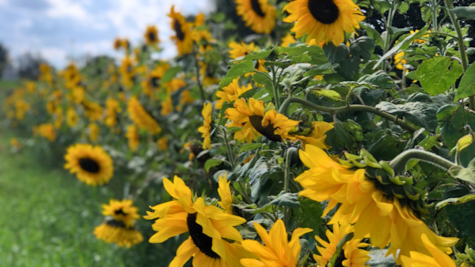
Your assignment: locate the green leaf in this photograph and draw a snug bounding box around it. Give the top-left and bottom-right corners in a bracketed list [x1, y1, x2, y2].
[269, 192, 300, 209]
[443, 184, 475, 244]
[455, 63, 475, 101]
[417, 56, 463, 96]
[210, 12, 225, 23]
[374, 26, 429, 69]
[276, 45, 328, 65]
[436, 193, 475, 210]
[204, 158, 222, 172]
[294, 198, 323, 236]
[398, 2, 409, 14]
[451, 6, 475, 21]
[239, 143, 263, 153]
[219, 60, 255, 88]
[252, 72, 274, 97]
[361, 22, 383, 48]
[161, 67, 182, 83]
[421, 6, 432, 22]
[358, 70, 394, 89]
[243, 49, 273, 60]
[309, 89, 343, 101]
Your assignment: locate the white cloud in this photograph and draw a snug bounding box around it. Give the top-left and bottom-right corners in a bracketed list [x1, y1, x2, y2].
[45, 0, 90, 21]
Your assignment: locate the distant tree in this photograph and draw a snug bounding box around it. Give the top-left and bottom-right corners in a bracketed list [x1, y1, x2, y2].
[17, 53, 46, 81]
[0, 43, 8, 76]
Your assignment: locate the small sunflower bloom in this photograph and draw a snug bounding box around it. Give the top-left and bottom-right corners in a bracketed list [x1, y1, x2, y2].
[215, 78, 252, 110]
[240, 219, 312, 267]
[198, 103, 213, 149]
[283, 0, 365, 45]
[125, 125, 140, 151]
[168, 5, 193, 55]
[127, 96, 161, 135]
[64, 144, 114, 186]
[144, 25, 159, 45]
[157, 137, 168, 151]
[88, 123, 99, 142]
[217, 174, 233, 215]
[66, 107, 78, 127]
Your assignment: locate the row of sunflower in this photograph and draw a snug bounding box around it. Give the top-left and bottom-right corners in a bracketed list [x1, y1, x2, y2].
[4, 0, 475, 266]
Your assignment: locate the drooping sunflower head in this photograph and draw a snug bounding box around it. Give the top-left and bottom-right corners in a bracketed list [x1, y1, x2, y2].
[168, 5, 193, 55]
[82, 100, 103, 121]
[94, 222, 143, 248]
[102, 199, 140, 228]
[198, 103, 213, 149]
[144, 25, 159, 45]
[283, 0, 365, 45]
[235, 0, 277, 34]
[64, 144, 114, 186]
[144, 176, 250, 266]
[225, 98, 300, 143]
[127, 96, 161, 135]
[241, 219, 312, 267]
[288, 110, 335, 149]
[314, 223, 370, 267]
[113, 38, 122, 50]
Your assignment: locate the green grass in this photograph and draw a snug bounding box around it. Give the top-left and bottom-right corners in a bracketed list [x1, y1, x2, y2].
[0, 131, 129, 267]
[0, 79, 19, 90]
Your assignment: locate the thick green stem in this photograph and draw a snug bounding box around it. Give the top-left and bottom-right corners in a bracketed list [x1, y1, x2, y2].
[272, 66, 281, 110]
[327, 233, 355, 267]
[279, 97, 417, 132]
[444, 0, 472, 109]
[192, 47, 207, 103]
[382, 1, 397, 71]
[283, 147, 297, 229]
[390, 149, 456, 175]
[432, 0, 438, 31]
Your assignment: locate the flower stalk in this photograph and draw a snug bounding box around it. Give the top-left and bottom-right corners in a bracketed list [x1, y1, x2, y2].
[389, 149, 456, 175]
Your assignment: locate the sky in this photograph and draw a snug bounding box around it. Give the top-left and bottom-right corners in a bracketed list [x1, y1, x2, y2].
[0, 0, 214, 68]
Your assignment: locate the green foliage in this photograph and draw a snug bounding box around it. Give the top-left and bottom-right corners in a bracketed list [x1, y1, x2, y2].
[417, 56, 463, 95]
[455, 62, 475, 101]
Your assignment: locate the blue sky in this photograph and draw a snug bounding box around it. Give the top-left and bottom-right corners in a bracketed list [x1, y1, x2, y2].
[0, 0, 213, 68]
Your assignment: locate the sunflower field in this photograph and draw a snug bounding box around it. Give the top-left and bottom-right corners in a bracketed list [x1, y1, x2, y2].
[4, 0, 475, 266]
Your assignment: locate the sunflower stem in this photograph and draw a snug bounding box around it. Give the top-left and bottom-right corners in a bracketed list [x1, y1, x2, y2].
[443, 0, 472, 109]
[432, 0, 439, 31]
[278, 97, 417, 132]
[221, 126, 236, 170]
[192, 46, 207, 104]
[382, 0, 398, 71]
[389, 149, 456, 175]
[327, 233, 354, 267]
[271, 66, 281, 109]
[283, 147, 297, 229]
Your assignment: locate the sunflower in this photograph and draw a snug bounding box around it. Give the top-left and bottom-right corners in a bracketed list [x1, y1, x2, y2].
[101, 199, 140, 228]
[120, 56, 135, 88]
[289, 121, 334, 149]
[88, 123, 99, 142]
[82, 101, 103, 121]
[142, 63, 169, 97]
[394, 51, 406, 70]
[127, 96, 161, 135]
[225, 98, 300, 143]
[228, 41, 267, 72]
[217, 174, 233, 215]
[178, 90, 195, 111]
[198, 103, 213, 149]
[401, 234, 456, 267]
[94, 223, 143, 248]
[240, 219, 312, 267]
[294, 144, 459, 263]
[314, 224, 370, 267]
[126, 125, 140, 151]
[144, 25, 159, 45]
[72, 86, 85, 104]
[10, 137, 21, 149]
[64, 144, 114, 186]
[235, 0, 276, 34]
[283, 0, 365, 45]
[26, 81, 35, 93]
[113, 38, 122, 50]
[105, 98, 121, 128]
[161, 95, 174, 116]
[157, 137, 168, 151]
[144, 176, 252, 267]
[215, 78, 252, 110]
[35, 123, 56, 142]
[66, 108, 78, 127]
[281, 33, 297, 47]
[168, 5, 193, 55]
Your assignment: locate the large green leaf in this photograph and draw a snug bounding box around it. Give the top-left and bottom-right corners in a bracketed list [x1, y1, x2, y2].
[358, 70, 394, 89]
[161, 67, 182, 83]
[451, 6, 475, 21]
[443, 184, 475, 246]
[455, 62, 475, 101]
[269, 192, 300, 209]
[275, 45, 328, 65]
[219, 60, 255, 88]
[294, 198, 323, 236]
[417, 56, 463, 96]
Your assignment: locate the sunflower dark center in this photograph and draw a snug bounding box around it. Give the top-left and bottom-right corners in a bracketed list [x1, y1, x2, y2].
[150, 77, 160, 87]
[334, 248, 346, 267]
[114, 208, 127, 216]
[308, 0, 340, 24]
[186, 213, 220, 259]
[249, 115, 283, 142]
[148, 32, 156, 42]
[250, 0, 266, 17]
[78, 157, 101, 173]
[126, 65, 132, 73]
[105, 217, 127, 228]
[174, 20, 185, 41]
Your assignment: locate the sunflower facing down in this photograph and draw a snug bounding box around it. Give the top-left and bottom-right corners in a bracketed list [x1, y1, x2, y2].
[289, 121, 334, 149]
[64, 144, 114, 186]
[314, 224, 370, 267]
[144, 176, 253, 267]
[215, 78, 252, 110]
[401, 234, 456, 267]
[127, 96, 161, 135]
[240, 219, 312, 267]
[225, 98, 300, 143]
[283, 0, 365, 45]
[294, 144, 459, 263]
[168, 5, 193, 55]
[235, 0, 277, 34]
[95, 199, 143, 248]
[126, 125, 140, 151]
[144, 25, 159, 45]
[198, 103, 213, 149]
